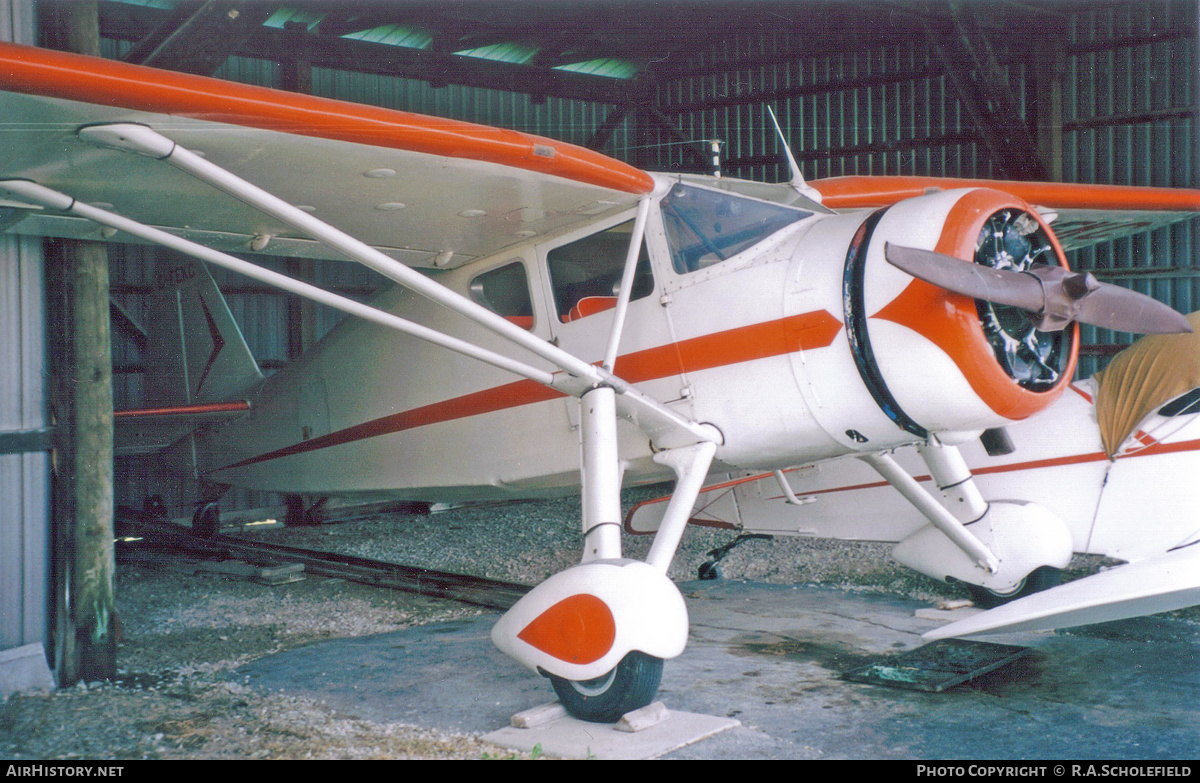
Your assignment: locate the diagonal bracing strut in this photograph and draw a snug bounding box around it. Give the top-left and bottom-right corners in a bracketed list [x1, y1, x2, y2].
[55, 122, 721, 452]
[0, 179, 559, 387]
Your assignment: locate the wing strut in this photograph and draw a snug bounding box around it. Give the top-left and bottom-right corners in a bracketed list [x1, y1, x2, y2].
[71, 123, 719, 451]
[602, 196, 651, 372]
[858, 452, 1000, 573]
[0, 179, 558, 387]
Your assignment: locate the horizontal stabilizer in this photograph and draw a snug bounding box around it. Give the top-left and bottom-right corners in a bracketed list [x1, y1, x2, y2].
[114, 401, 252, 457]
[924, 544, 1200, 640]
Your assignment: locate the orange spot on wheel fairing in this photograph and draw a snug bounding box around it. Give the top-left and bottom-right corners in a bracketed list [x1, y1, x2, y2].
[517, 594, 616, 665]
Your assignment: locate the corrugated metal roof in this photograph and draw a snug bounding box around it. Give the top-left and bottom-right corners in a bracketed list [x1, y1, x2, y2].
[455, 42, 538, 65]
[343, 24, 433, 49]
[106, 0, 174, 8]
[266, 6, 433, 49]
[556, 58, 639, 80]
[263, 6, 323, 32]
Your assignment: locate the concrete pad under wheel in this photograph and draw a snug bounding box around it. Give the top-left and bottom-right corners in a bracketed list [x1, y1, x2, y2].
[484, 701, 740, 760]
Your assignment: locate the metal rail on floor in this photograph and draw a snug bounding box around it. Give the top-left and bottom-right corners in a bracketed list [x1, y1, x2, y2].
[118, 523, 531, 611]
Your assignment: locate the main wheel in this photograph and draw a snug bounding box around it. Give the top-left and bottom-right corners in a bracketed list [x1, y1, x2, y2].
[548, 650, 664, 723]
[967, 566, 1062, 609]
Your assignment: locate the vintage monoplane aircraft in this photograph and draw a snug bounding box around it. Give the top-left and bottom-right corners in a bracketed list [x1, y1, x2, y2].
[3, 41, 1200, 722]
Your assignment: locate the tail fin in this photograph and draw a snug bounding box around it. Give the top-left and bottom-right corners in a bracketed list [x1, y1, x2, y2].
[145, 260, 263, 407]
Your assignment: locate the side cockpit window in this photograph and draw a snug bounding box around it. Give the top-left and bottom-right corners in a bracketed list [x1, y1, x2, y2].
[469, 261, 534, 329]
[1159, 388, 1200, 417]
[546, 220, 653, 323]
[661, 182, 809, 274]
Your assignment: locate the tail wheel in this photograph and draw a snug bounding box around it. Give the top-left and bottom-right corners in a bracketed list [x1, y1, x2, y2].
[548, 650, 663, 723]
[967, 565, 1062, 609]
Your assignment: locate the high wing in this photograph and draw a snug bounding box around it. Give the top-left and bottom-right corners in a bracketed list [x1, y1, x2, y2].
[0, 41, 716, 459]
[0, 41, 649, 268]
[0, 42, 722, 716]
[809, 175, 1200, 252]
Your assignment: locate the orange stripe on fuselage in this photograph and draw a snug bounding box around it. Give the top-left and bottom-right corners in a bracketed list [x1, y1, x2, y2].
[0, 42, 653, 195]
[214, 310, 843, 472]
[614, 309, 843, 381]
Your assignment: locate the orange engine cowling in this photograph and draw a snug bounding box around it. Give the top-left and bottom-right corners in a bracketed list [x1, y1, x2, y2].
[774, 187, 1080, 461]
[852, 188, 1079, 436]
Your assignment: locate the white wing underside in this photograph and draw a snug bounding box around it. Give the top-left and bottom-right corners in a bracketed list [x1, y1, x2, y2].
[0, 91, 639, 268]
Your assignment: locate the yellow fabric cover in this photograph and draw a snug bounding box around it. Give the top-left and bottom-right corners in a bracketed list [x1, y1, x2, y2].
[1093, 311, 1200, 457]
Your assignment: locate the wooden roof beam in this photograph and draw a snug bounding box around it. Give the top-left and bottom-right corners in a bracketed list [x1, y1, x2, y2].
[923, 2, 1048, 180]
[245, 27, 648, 105]
[122, 0, 279, 76]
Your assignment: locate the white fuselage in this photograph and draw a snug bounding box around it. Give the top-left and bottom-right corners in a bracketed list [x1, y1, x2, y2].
[199, 175, 1073, 502]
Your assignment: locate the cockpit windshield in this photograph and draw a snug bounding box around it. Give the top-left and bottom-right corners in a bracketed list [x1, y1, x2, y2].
[661, 182, 810, 275]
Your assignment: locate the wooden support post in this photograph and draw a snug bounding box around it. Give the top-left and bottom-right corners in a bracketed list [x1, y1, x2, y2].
[66, 240, 117, 682]
[40, 0, 118, 684]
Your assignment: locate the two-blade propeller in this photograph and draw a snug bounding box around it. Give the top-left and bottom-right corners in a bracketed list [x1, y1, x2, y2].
[884, 243, 1192, 334]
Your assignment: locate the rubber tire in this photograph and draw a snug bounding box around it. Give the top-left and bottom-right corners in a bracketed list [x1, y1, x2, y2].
[192, 502, 221, 538]
[698, 560, 723, 580]
[967, 566, 1062, 609]
[549, 651, 664, 723]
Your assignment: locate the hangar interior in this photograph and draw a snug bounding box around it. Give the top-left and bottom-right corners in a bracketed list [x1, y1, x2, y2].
[0, 0, 1196, 686]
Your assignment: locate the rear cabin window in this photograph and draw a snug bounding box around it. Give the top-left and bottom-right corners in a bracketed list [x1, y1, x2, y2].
[546, 220, 653, 323]
[661, 182, 809, 274]
[469, 261, 534, 329]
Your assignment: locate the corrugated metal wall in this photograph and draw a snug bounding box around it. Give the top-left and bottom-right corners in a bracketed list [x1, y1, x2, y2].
[103, 1, 1198, 512]
[0, 0, 51, 661]
[1064, 0, 1199, 375]
[651, 32, 1010, 181]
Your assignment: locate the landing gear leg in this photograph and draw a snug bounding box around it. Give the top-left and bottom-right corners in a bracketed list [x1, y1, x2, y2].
[491, 395, 718, 722]
[879, 437, 1073, 598]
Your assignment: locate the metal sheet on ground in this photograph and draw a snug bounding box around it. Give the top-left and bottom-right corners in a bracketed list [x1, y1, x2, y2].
[840, 639, 1031, 692]
[233, 581, 1200, 759]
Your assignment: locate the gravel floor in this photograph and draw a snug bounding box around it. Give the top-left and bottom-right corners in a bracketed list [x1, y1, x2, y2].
[0, 489, 1168, 760]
